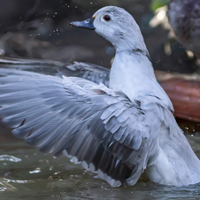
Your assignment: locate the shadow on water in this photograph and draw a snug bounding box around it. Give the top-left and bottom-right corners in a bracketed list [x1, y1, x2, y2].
[1, 0, 200, 199]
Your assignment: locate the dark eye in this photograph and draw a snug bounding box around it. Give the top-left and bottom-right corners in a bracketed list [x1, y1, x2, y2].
[103, 15, 111, 21]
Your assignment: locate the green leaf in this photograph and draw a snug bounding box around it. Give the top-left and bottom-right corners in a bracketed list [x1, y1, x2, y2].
[150, 0, 170, 11]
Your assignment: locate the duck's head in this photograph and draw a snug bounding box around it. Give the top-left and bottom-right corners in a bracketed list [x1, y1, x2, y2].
[71, 6, 147, 52]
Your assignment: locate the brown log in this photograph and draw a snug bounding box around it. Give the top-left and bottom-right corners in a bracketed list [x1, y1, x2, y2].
[155, 70, 200, 122]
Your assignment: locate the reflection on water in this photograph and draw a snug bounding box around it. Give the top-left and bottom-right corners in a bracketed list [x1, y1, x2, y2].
[0, 133, 200, 200]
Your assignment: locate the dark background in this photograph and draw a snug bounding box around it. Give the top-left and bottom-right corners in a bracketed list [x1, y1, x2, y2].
[0, 0, 197, 72]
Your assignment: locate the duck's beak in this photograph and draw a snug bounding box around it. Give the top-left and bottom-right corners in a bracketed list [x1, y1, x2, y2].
[70, 17, 95, 30]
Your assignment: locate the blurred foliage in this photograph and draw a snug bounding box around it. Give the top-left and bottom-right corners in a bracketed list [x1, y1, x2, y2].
[150, 0, 170, 11]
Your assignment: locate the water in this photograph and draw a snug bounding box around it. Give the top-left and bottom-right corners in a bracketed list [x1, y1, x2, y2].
[0, 132, 200, 200]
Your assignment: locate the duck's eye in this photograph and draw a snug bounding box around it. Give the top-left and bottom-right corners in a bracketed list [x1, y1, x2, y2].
[103, 15, 111, 21]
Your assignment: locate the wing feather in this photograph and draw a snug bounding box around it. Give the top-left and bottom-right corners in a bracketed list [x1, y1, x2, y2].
[0, 57, 110, 86]
[0, 68, 159, 187]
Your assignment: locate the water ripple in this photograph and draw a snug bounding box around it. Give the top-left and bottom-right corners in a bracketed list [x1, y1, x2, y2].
[0, 155, 22, 163]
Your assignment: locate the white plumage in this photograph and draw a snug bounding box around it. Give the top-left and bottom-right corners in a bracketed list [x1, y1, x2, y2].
[0, 6, 200, 187]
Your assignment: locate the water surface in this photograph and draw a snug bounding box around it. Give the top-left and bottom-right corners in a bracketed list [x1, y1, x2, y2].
[1, 132, 200, 200]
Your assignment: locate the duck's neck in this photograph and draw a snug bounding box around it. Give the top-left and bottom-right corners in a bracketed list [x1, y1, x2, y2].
[109, 49, 163, 101]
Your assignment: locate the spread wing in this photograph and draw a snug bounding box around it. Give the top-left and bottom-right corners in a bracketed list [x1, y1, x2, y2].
[0, 57, 110, 86]
[0, 68, 158, 187]
[64, 62, 110, 86]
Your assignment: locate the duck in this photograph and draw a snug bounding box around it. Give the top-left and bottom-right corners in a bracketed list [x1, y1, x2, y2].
[168, 0, 200, 58]
[0, 6, 200, 188]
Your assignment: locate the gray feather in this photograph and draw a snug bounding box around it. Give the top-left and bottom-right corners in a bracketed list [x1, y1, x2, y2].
[0, 68, 157, 187]
[0, 57, 110, 86]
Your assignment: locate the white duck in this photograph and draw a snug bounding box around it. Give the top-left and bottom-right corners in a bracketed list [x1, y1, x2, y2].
[0, 6, 200, 187]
